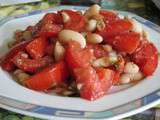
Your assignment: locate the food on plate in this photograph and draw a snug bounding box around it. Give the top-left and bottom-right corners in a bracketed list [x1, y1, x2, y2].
[0, 4, 158, 101]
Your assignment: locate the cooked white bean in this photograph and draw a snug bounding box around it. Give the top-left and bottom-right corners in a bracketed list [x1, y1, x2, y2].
[58, 29, 86, 48]
[96, 19, 105, 31]
[84, 4, 101, 18]
[81, 32, 87, 37]
[14, 69, 30, 84]
[108, 51, 118, 63]
[61, 12, 70, 23]
[142, 30, 150, 40]
[124, 62, 139, 74]
[131, 19, 143, 34]
[125, 16, 143, 34]
[62, 90, 74, 96]
[92, 57, 110, 67]
[120, 74, 131, 84]
[126, 71, 144, 81]
[102, 44, 112, 52]
[87, 33, 103, 44]
[86, 19, 97, 32]
[23, 31, 32, 40]
[54, 41, 65, 62]
[77, 83, 83, 90]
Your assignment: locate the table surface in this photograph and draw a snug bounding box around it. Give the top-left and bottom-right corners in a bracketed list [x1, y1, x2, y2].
[0, 0, 160, 120]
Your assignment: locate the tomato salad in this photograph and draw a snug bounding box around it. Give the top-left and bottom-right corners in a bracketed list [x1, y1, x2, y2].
[0, 4, 158, 101]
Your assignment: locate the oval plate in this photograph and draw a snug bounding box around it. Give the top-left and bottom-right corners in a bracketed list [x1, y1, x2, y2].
[0, 6, 160, 120]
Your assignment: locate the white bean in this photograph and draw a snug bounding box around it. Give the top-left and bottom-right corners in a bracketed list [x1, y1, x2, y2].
[126, 71, 144, 81]
[54, 41, 65, 62]
[96, 19, 105, 31]
[142, 30, 150, 40]
[87, 33, 103, 44]
[86, 19, 97, 32]
[102, 44, 112, 52]
[125, 16, 143, 34]
[124, 62, 139, 74]
[92, 57, 109, 67]
[77, 83, 83, 90]
[58, 29, 86, 48]
[14, 69, 30, 84]
[61, 12, 70, 23]
[120, 74, 131, 84]
[108, 51, 118, 63]
[84, 4, 101, 18]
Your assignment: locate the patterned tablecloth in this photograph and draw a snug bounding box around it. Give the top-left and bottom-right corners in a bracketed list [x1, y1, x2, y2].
[0, 0, 160, 120]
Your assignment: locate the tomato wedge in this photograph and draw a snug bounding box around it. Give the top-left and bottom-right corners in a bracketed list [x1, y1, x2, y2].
[26, 37, 48, 59]
[59, 10, 86, 32]
[106, 32, 140, 54]
[0, 41, 30, 71]
[132, 40, 158, 76]
[74, 66, 114, 101]
[65, 41, 94, 69]
[13, 52, 53, 73]
[100, 10, 119, 23]
[38, 23, 62, 38]
[41, 13, 63, 25]
[25, 61, 69, 91]
[96, 19, 133, 40]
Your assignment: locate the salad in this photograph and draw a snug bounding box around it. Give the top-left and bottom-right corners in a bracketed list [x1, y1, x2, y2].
[0, 4, 158, 101]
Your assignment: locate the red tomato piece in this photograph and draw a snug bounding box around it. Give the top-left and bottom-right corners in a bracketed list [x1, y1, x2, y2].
[45, 44, 54, 56]
[100, 10, 119, 23]
[25, 61, 69, 91]
[41, 13, 63, 25]
[0, 41, 30, 71]
[96, 68, 114, 89]
[96, 19, 133, 40]
[87, 44, 108, 58]
[132, 40, 158, 76]
[65, 41, 94, 69]
[13, 52, 53, 73]
[38, 23, 62, 38]
[74, 66, 114, 101]
[59, 10, 86, 32]
[26, 37, 48, 59]
[26, 26, 34, 31]
[106, 32, 140, 54]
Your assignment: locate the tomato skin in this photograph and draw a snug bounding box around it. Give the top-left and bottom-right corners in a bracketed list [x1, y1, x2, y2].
[26, 37, 48, 59]
[96, 68, 114, 89]
[59, 10, 86, 32]
[38, 23, 62, 38]
[100, 10, 119, 23]
[25, 61, 69, 91]
[96, 19, 133, 40]
[65, 41, 94, 69]
[132, 40, 158, 76]
[106, 32, 140, 54]
[41, 13, 63, 25]
[45, 44, 54, 56]
[0, 41, 30, 71]
[13, 52, 53, 73]
[74, 66, 114, 101]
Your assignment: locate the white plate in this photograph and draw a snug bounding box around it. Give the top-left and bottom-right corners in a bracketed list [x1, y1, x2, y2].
[0, 6, 160, 119]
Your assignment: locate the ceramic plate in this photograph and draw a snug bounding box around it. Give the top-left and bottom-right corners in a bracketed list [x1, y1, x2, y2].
[0, 6, 160, 120]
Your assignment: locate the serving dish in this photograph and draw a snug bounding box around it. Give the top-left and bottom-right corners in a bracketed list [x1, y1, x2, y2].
[0, 6, 160, 119]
